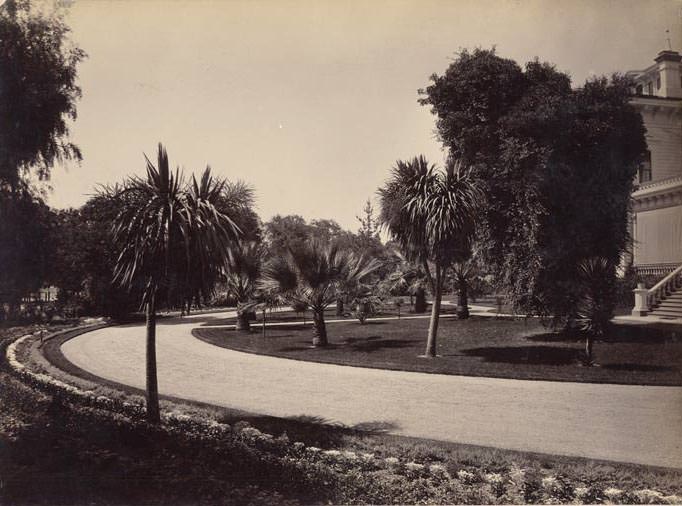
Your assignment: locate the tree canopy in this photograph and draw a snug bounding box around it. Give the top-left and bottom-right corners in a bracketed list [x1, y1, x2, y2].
[419, 48, 647, 323]
[0, 0, 85, 191]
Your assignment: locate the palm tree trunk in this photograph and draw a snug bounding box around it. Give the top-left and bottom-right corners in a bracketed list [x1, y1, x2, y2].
[312, 309, 328, 347]
[585, 334, 593, 364]
[145, 291, 160, 424]
[424, 267, 442, 358]
[414, 287, 427, 313]
[336, 297, 344, 316]
[236, 311, 251, 331]
[457, 276, 469, 319]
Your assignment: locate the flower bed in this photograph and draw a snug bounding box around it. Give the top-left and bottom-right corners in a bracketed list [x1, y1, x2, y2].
[3, 328, 682, 505]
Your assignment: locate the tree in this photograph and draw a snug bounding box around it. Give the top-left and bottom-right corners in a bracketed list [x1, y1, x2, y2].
[0, 0, 85, 192]
[0, 187, 55, 319]
[107, 144, 240, 423]
[224, 240, 263, 331]
[576, 257, 616, 365]
[419, 48, 647, 325]
[382, 249, 429, 313]
[378, 156, 480, 357]
[260, 240, 379, 347]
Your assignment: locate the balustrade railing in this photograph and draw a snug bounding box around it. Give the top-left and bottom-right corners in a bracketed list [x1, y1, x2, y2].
[647, 263, 682, 308]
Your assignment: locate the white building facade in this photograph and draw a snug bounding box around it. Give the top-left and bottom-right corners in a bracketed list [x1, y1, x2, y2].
[627, 50, 682, 317]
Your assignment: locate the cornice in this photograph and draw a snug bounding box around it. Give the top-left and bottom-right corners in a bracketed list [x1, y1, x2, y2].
[632, 176, 682, 212]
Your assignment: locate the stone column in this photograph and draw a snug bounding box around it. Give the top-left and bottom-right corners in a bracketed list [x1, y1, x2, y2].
[632, 283, 649, 316]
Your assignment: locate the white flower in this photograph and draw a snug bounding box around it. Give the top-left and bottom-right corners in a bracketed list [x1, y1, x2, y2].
[323, 450, 342, 457]
[662, 495, 682, 505]
[361, 453, 375, 460]
[306, 446, 321, 453]
[485, 472, 504, 484]
[542, 475, 559, 491]
[429, 464, 447, 474]
[342, 451, 358, 460]
[457, 469, 475, 483]
[384, 457, 400, 466]
[293, 442, 305, 451]
[634, 489, 664, 504]
[405, 462, 424, 472]
[574, 486, 589, 499]
[604, 487, 623, 500]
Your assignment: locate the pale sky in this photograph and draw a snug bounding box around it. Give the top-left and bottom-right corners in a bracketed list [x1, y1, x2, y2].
[47, 0, 681, 230]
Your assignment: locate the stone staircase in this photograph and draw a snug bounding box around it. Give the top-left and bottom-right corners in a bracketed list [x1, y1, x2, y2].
[650, 285, 682, 318]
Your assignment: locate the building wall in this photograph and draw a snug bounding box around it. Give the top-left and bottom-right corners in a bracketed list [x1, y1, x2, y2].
[633, 205, 682, 265]
[639, 107, 682, 183]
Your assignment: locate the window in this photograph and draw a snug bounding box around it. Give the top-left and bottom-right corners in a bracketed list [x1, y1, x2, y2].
[656, 75, 661, 90]
[646, 82, 654, 95]
[638, 150, 652, 183]
[636, 84, 643, 95]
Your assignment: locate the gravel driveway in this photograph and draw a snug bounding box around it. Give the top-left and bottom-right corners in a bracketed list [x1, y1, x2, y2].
[61, 310, 682, 468]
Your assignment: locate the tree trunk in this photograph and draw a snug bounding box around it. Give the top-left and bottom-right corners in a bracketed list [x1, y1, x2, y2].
[423, 268, 442, 358]
[145, 292, 160, 424]
[414, 288, 427, 313]
[336, 297, 344, 316]
[312, 310, 328, 347]
[456, 277, 469, 319]
[262, 309, 266, 338]
[585, 334, 594, 364]
[236, 311, 251, 332]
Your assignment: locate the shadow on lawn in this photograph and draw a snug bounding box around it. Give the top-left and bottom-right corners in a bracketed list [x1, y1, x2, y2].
[526, 323, 678, 345]
[461, 345, 580, 365]
[278, 336, 418, 353]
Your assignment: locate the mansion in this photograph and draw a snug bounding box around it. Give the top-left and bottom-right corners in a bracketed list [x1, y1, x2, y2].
[627, 50, 682, 317]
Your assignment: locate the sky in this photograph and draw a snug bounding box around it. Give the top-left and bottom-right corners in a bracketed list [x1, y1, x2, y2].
[46, 0, 682, 231]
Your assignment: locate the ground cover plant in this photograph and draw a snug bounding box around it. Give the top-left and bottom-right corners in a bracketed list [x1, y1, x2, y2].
[195, 312, 682, 386]
[3, 325, 682, 505]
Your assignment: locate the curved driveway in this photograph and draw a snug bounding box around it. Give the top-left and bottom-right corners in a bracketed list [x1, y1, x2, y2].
[61, 310, 682, 468]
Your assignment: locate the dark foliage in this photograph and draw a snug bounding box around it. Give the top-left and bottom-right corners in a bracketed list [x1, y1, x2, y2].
[419, 48, 647, 324]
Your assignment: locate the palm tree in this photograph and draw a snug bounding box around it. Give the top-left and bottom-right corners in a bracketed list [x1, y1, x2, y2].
[577, 256, 616, 365]
[108, 144, 239, 423]
[181, 167, 241, 311]
[378, 155, 481, 358]
[224, 240, 263, 331]
[260, 240, 380, 347]
[384, 249, 429, 313]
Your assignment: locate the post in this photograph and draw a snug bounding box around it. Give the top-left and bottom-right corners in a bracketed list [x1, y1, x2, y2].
[631, 283, 649, 316]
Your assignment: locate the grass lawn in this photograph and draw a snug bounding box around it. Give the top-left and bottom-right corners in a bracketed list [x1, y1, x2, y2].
[194, 311, 682, 386]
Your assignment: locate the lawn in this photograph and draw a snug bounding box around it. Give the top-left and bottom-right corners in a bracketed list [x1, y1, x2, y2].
[194, 311, 682, 386]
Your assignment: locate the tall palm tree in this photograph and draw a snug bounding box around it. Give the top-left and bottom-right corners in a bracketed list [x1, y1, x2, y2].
[108, 144, 240, 423]
[260, 240, 380, 347]
[378, 155, 481, 358]
[224, 240, 263, 331]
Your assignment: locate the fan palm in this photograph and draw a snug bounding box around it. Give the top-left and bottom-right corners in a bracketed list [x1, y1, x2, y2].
[260, 240, 380, 346]
[108, 144, 239, 423]
[378, 155, 481, 357]
[224, 240, 263, 331]
[385, 249, 429, 313]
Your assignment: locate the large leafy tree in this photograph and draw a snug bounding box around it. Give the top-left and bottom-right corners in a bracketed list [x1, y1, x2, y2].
[260, 240, 379, 347]
[0, 0, 85, 191]
[378, 156, 481, 357]
[107, 144, 240, 423]
[419, 48, 647, 324]
[0, 187, 54, 318]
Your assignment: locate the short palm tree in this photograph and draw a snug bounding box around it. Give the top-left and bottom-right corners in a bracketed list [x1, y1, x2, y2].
[378, 155, 481, 357]
[577, 256, 617, 365]
[385, 249, 429, 313]
[260, 240, 380, 346]
[108, 144, 240, 423]
[224, 240, 263, 331]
